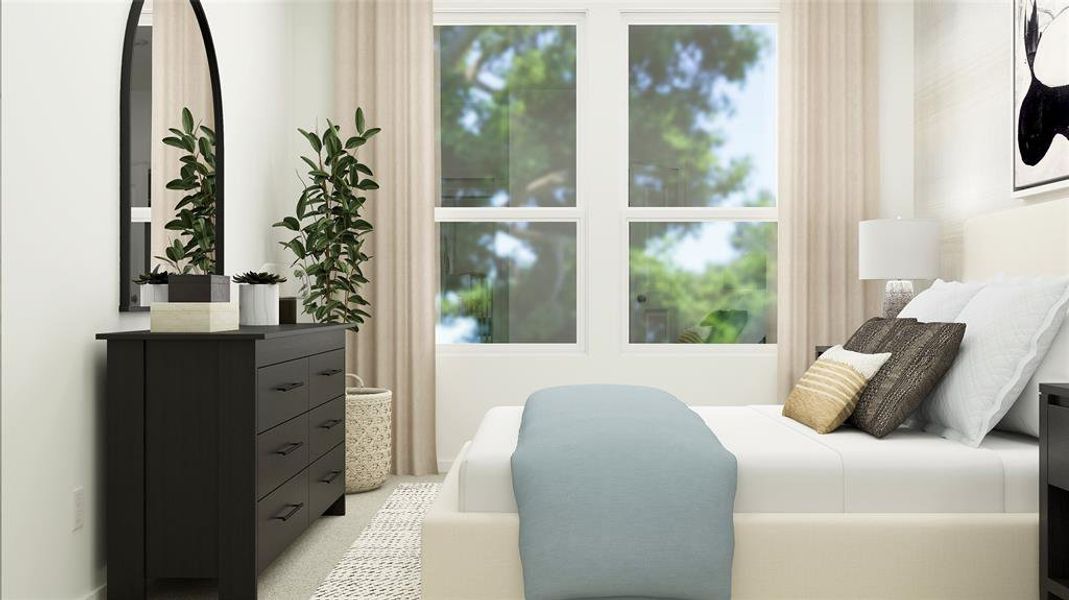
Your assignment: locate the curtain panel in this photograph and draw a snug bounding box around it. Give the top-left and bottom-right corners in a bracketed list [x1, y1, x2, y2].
[151, 0, 214, 268]
[777, 0, 883, 397]
[335, 0, 438, 475]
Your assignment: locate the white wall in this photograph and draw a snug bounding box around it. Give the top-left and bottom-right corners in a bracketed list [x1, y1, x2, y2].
[1, 1, 305, 597]
[2, 3, 144, 597]
[913, 0, 1068, 277]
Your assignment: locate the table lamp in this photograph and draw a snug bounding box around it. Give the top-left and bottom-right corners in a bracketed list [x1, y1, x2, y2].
[858, 218, 940, 318]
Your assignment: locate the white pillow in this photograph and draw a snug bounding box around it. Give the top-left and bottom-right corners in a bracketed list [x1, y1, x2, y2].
[915, 277, 1069, 446]
[996, 308, 1069, 437]
[897, 279, 987, 322]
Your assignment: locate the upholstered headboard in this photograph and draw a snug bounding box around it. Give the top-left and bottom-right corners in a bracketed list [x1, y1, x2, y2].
[962, 199, 1069, 281]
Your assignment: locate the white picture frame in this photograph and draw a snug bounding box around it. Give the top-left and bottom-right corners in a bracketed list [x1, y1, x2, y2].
[1012, 0, 1069, 197]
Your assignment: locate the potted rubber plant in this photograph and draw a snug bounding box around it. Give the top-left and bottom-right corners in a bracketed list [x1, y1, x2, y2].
[157, 107, 229, 302]
[234, 271, 287, 326]
[274, 108, 379, 326]
[133, 267, 170, 307]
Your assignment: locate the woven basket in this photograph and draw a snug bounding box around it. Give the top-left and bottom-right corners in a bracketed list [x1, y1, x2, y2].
[344, 374, 392, 493]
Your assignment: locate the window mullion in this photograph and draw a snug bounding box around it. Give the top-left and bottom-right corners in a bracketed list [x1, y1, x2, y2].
[434, 207, 584, 222]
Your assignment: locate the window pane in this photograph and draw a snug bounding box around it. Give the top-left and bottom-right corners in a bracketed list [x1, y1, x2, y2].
[437, 25, 577, 207]
[629, 222, 776, 344]
[629, 25, 777, 207]
[439, 222, 577, 343]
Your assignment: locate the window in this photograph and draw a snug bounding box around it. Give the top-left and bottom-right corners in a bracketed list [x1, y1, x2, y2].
[434, 12, 778, 348]
[627, 23, 777, 345]
[436, 23, 580, 344]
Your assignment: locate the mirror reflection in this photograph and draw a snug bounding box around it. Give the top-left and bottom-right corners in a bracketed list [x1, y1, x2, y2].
[122, 0, 221, 309]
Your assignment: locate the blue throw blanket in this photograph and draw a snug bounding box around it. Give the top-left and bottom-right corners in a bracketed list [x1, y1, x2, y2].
[511, 385, 737, 600]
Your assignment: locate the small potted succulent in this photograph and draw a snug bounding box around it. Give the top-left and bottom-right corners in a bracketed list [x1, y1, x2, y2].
[133, 267, 170, 307]
[234, 271, 287, 326]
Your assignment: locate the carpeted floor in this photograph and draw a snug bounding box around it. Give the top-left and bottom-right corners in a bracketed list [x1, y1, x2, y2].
[147, 474, 443, 600]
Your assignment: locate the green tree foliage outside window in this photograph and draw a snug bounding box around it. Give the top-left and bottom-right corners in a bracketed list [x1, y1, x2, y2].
[436, 24, 776, 344]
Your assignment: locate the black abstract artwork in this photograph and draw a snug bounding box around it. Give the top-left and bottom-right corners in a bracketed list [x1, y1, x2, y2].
[1014, 0, 1069, 192]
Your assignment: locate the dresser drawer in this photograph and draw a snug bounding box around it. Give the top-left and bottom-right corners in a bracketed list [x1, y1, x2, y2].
[256, 470, 309, 574]
[308, 349, 345, 409]
[257, 358, 309, 433]
[1049, 404, 1069, 491]
[308, 395, 345, 461]
[256, 415, 309, 499]
[308, 444, 345, 518]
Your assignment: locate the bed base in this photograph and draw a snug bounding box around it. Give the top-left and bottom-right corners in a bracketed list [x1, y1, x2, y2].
[423, 443, 1038, 600]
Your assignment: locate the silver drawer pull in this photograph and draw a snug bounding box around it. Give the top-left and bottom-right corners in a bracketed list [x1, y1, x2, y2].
[273, 503, 304, 522]
[318, 418, 343, 430]
[320, 470, 341, 484]
[318, 368, 343, 376]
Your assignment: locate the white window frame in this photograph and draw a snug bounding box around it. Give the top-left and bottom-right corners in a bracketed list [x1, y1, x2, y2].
[434, 10, 589, 354]
[433, 2, 779, 356]
[620, 11, 778, 354]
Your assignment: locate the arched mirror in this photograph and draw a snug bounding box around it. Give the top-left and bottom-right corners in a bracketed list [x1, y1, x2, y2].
[119, 0, 223, 311]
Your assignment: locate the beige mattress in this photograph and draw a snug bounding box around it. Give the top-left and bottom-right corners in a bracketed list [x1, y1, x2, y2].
[459, 404, 1038, 514]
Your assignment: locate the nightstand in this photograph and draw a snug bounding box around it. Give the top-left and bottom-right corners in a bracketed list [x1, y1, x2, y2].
[1041, 382, 1069, 600]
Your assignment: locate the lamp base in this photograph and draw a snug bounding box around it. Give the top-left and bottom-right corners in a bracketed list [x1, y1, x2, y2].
[882, 280, 914, 318]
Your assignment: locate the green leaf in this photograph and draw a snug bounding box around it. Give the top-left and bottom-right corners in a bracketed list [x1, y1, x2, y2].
[300, 156, 319, 173]
[162, 136, 187, 150]
[363, 127, 381, 139]
[165, 179, 194, 191]
[355, 108, 365, 134]
[281, 239, 306, 258]
[182, 107, 194, 134]
[298, 128, 322, 153]
[273, 216, 301, 231]
[345, 136, 366, 149]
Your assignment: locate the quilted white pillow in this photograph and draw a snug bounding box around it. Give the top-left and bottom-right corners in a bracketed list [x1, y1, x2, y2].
[996, 309, 1069, 437]
[897, 279, 987, 322]
[916, 277, 1069, 446]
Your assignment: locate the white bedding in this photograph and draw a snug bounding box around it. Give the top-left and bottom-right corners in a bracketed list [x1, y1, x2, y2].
[459, 405, 1038, 514]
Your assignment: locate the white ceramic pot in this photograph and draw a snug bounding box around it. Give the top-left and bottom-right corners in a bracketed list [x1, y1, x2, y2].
[139, 283, 168, 307]
[239, 284, 280, 326]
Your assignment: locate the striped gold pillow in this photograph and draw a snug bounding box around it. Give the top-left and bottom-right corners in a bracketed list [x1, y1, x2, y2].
[783, 345, 892, 434]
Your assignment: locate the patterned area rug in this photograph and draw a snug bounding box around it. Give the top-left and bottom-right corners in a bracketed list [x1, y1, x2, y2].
[311, 483, 441, 599]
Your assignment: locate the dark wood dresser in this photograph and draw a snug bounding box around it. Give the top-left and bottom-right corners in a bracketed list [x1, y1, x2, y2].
[1041, 382, 1069, 600]
[96, 323, 353, 599]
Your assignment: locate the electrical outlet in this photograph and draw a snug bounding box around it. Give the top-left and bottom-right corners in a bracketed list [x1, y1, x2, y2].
[72, 487, 85, 531]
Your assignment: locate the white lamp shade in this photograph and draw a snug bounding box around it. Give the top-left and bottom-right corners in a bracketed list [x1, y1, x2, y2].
[858, 219, 940, 280]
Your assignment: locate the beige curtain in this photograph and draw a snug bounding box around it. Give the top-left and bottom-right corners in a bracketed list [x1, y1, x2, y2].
[777, 0, 882, 397]
[151, 0, 214, 267]
[335, 0, 438, 475]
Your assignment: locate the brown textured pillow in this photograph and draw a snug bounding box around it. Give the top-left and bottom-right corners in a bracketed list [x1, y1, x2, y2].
[844, 317, 966, 437]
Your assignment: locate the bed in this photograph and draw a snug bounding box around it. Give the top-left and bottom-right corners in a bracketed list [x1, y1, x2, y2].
[460, 405, 1038, 515]
[422, 199, 1068, 599]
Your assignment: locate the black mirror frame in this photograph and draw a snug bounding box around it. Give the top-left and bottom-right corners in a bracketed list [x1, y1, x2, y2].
[119, 0, 224, 312]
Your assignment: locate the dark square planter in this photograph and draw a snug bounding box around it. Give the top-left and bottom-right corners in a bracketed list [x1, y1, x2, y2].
[279, 297, 298, 324]
[168, 274, 231, 303]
